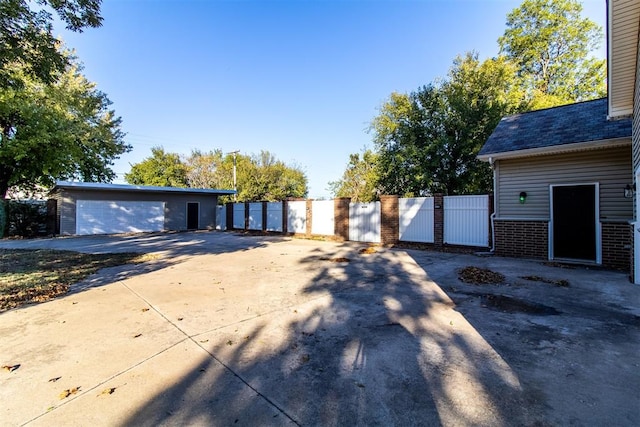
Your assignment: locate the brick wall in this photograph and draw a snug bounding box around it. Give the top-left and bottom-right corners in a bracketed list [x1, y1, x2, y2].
[494, 219, 548, 259]
[433, 194, 444, 247]
[334, 198, 351, 241]
[380, 195, 398, 245]
[601, 221, 632, 270]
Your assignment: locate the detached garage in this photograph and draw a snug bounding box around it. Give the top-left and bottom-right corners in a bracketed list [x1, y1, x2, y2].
[51, 181, 235, 236]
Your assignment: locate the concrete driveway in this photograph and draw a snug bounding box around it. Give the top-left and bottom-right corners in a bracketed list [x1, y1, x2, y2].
[1, 232, 639, 426]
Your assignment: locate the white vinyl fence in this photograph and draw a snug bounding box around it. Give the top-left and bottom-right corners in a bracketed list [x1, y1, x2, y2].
[399, 197, 434, 243]
[266, 202, 283, 232]
[248, 202, 262, 230]
[443, 195, 489, 247]
[233, 203, 245, 229]
[311, 200, 334, 235]
[349, 202, 381, 243]
[287, 201, 307, 234]
[216, 205, 226, 230]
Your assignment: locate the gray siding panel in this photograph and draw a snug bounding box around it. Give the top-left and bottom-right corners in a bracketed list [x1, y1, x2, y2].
[497, 146, 632, 220]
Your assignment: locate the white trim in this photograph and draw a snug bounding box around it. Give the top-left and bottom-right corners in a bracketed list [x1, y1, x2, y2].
[478, 138, 630, 162]
[549, 183, 601, 264]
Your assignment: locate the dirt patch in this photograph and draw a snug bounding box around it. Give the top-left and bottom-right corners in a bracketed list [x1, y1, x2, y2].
[481, 294, 560, 315]
[359, 247, 378, 255]
[458, 266, 505, 284]
[520, 275, 569, 287]
[319, 257, 351, 263]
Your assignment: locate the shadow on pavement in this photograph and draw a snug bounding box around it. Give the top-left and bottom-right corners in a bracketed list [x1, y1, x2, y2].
[123, 242, 548, 426]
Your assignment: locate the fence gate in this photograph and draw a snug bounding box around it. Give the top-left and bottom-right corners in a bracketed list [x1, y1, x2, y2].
[399, 197, 434, 243]
[233, 203, 245, 229]
[444, 195, 489, 247]
[349, 202, 381, 243]
[287, 201, 307, 233]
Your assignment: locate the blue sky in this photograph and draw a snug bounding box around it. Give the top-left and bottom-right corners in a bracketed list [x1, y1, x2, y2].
[57, 0, 607, 198]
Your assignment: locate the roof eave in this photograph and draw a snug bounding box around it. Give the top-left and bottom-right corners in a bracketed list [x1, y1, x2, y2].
[477, 137, 631, 162]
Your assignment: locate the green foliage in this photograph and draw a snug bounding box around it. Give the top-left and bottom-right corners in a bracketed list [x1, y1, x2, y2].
[372, 53, 522, 196]
[126, 148, 308, 202]
[499, 0, 606, 105]
[328, 149, 379, 202]
[233, 151, 308, 202]
[0, 0, 102, 89]
[5, 200, 47, 237]
[125, 147, 189, 187]
[341, 0, 606, 198]
[0, 52, 129, 238]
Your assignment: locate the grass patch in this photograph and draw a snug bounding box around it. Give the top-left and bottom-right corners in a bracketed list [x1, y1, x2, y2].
[0, 249, 154, 312]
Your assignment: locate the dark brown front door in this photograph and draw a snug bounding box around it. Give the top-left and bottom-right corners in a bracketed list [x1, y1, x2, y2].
[552, 185, 596, 261]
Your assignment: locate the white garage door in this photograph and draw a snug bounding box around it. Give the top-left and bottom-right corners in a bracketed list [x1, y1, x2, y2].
[76, 200, 165, 235]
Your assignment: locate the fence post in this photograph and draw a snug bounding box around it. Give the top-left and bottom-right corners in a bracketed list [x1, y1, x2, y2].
[434, 193, 444, 248]
[244, 202, 249, 230]
[380, 195, 399, 245]
[282, 200, 288, 233]
[226, 203, 233, 230]
[261, 201, 268, 232]
[334, 197, 351, 241]
[305, 199, 313, 237]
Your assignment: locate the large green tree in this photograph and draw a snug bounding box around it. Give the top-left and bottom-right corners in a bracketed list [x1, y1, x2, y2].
[1, 0, 102, 89]
[498, 0, 606, 107]
[328, 149, 379, 202]
[0, 54, 129, 235]
[372, 53, 523, 196]
[125, 146, 189, 188]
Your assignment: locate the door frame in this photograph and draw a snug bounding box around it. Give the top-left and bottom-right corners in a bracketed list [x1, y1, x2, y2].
[186, 202, 200, 230]
[549, 183, 601, 264]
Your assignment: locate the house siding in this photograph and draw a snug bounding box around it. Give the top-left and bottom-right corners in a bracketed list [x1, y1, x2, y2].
[496, 146, 632, 221]
[56, 189, 218, 235]
[633, 37, 640, 173]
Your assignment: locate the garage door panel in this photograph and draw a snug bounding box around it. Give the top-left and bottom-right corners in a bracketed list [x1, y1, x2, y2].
[77, 200, 165, 235]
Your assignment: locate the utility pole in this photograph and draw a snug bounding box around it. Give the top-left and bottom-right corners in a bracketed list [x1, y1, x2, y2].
[226, 150, 240, 201]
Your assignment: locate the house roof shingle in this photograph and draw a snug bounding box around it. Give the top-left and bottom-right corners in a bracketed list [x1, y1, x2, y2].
[478, 98, 632, 158]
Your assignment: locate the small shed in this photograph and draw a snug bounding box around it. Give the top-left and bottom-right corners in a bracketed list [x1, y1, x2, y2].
[51, 181, 235, 235]
[478, 98, 633, 270]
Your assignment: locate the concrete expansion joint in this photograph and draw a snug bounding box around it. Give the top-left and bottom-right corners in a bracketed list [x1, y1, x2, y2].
[117, 280, 302, 426]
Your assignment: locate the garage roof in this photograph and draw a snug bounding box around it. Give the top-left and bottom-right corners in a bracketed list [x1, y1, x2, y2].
[52, 181, 236, 196]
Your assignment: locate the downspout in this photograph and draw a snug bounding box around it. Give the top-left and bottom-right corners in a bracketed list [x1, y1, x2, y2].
[489, 157, 497, 253]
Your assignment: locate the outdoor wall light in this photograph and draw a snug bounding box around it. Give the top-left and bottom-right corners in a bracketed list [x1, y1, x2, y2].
[519, 192, 527, 204]
[624, 184, 635, 199]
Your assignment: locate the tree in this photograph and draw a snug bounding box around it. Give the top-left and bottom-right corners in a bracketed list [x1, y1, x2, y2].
[185, 149, 229, 189]
[498, 0, 606, 106]
[0, 53, 129, 236]
[125, 147, 189, 188]
[371, 53, 523, 196]
[235, 151, 307, 202]
[1, 0, 102, 89]
[126, 148, 308, 202]
[328, 149, 379, 202]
